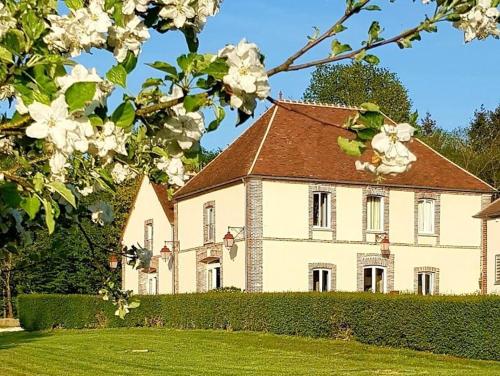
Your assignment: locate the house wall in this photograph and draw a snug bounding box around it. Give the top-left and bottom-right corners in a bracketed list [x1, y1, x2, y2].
[487, 219, 500, 294]
[389, 190, 414, 243]
[122, 176, 173, 294]
[262, 241, 480, 294]
[176, 183, 246, 293]
[440, 194, 482, 247]
[336, 186, 363, 241]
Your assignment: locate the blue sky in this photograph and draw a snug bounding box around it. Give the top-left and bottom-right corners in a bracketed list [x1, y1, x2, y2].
[21, 1, 500, 150]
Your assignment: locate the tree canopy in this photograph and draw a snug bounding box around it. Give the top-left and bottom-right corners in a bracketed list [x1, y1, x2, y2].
[303, 63, 412, 123]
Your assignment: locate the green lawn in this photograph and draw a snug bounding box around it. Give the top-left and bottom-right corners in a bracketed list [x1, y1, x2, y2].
[0, 329, 499, 375]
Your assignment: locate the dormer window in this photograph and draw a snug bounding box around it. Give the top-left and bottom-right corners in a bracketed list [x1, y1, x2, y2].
[418, 199, 435, 234]
[367, 196, 384, 232]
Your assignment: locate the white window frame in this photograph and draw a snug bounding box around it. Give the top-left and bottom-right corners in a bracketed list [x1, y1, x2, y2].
[366, 196, 384, 232]
[363, 266, 387, 293]
[418, 199, 435, 235]
[312, 268, 331, 292]
[417, 272, 434, 295]
[144, 220, 153, 251]
[205, 205, 215, 243]
[207, 262, 221, 290]
[313, 192, 331, 229]
[147, 274, 158, 295]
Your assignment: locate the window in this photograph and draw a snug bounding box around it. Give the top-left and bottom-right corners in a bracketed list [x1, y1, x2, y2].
[144, 220, 153, 250]
[147, 275, 158, 295]
[363, 266, 386, 293]
[496, 255, 500, 284]
[367, 196, 383, 231]
[207, 262, 221, 290]
[312, 268, 331, 292]
[418, 199, 435, 234]
[205, 205, 215, 243]
[417, 272, 434, 295]
[313, 192, 330, 228]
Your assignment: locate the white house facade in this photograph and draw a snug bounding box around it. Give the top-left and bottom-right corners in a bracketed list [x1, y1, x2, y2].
[122, 100, 497, 296]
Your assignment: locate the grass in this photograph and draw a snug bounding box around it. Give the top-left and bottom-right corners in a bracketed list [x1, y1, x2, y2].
[0, 329, 499, 375]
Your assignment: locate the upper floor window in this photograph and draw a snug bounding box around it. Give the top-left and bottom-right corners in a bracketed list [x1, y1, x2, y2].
[313, 192, 330, 228]
[144, 219, 153, 250]
[204, 205, 215, 243]
[418, 199, 435, 234]
[417, 272, 434, 295]
[312, 268, 331, 292]
[367, 196, 384, 232]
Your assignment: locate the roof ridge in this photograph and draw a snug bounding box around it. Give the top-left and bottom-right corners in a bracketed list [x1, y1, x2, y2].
[174, 104, 276, 197]
[277, 98, 362, 111]
[248, 105, 279, 175]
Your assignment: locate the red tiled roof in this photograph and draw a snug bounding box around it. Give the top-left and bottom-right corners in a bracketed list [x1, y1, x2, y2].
[152, 183, 174, 222]
[175, 101, 493, 199]
[474, 198, 500, 219]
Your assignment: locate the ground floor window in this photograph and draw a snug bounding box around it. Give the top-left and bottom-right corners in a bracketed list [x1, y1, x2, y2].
[417, 272, 434, 295]
[147, 274, 158, 295]
[312, 268, 331, 292]
[207, 262, 221, 290]
[363, 266, 386, 293]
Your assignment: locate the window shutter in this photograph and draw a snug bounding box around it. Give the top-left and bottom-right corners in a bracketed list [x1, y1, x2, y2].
[496, 255, 500, 283]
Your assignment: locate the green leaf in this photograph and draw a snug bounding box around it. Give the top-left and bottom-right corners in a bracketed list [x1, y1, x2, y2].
[183, 94, 207, 112]
[147, 61, 178, 77]
[20, 196, 41, 220]
[177, 54, 196, 73]
[365, 5, 381, 11]
[33, 173, 44, 192]
[397, 37, 412, 49]
[353, 50, 366, 62]
[363, 54, 380, 65]
[333, 24, 347, 34]
[331, 40, 352, 57]
[355, 127, 379, 141]
[360, 103, 380, 112]
[368, 21, 382, 45]
[201, 59, 229, 79]
[113, 1, 124, 27]
[121, 52, 138, 73]
[0, 182, 21, 207]
[48, 181, 76, 208]
[3, 30, 26, 55]
[65, 82, 97, 112]
[22, 11, 45, 41]
[128, 301, 141, 309]
[0, 46, 13, 63]
[111, 101, 135, 131]
[358, 112, 384, 130]
[207, 106, 225, 132]
[65, 0, 84, 10]
[337, 137, 366, 157]
[152, 146, 170, 158]
[106, 64, 127, 88]
[42, 199, 55, 234]
[141, 78, 164, 88]
[88, 114, 104, 126]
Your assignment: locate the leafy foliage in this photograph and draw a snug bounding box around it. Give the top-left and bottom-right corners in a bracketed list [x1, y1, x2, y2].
[303, 63, 412, 122]
[18, 292, 500, 360]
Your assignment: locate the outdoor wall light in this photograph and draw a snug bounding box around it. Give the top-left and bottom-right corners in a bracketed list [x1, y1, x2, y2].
[160, 241, 172, 262]
[108, 254, 119, 269]
[379, 234, 390, 258]
[223, 226, 245, 250]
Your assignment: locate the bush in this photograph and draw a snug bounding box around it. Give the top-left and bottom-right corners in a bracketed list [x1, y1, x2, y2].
[17, 292, 500, 360]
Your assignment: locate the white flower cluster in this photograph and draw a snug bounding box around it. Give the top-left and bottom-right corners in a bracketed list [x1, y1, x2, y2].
[44, 0, 149, 62]
[0, 3, 16, 40]
[0, 136, 14, 155]
[23, 66, 129, 181]
[123, 0, 152, 14]
[88, 201, 114, 226]
[111, 163, 137, 184]
[355, 123, 417, 176]
[455, 0, 500, 42]
[158, 0, 221, 29]
[156, 156, 187, 186]
[218, 40, 270, 115]
[161, 86, 205, 151]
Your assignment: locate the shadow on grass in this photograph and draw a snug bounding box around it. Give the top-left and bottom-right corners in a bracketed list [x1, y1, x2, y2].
[0, 331, 52, 351]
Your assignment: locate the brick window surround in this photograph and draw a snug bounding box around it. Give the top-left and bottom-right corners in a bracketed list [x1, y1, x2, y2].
[203, 201, 215, 244]
[308, 184, 336, 240]
[414, 266, 440, 295]
[308, 263, 337, 291]
[357, 253, 395, 292]
[362, 186, 389, 241]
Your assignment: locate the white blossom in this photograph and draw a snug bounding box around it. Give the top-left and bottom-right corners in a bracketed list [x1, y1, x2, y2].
[77, 185, 94, 197]
[195, 0, 221, 28]
[0, 136, 14, 155]
[454, 0, 500, 42]
[156, 156, 186, 186]
[88, 201, 114, 226]
[108, 15, 150, 62]
[163, 108, 205, 151]
[49, 151, 70, 181]
[0, 3, 16, 40]
[111, 163, 136, 184]
[89, 121, 129, 161]
[355, 123, 417, 176]
[0, 84, 14, 100]
[15, 95, 29, 115]
[218, 40, 270, 114]
[159, 0, 196, 28]
[123, 0, 151, 14]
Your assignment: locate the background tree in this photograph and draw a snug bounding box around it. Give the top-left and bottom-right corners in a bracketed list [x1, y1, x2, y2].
[303, 63, 412, 122]
[419, 112, 438, 136]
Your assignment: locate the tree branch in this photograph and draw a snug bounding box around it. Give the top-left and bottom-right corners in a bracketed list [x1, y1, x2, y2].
[0, 115, 31, 132]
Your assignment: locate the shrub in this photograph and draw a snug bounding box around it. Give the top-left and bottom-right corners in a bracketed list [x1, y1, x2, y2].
[17, 292, 500, 360]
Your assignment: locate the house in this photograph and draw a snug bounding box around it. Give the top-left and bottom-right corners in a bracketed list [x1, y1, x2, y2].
[122, 100, 497, 295]
[474, 198, 500, 294]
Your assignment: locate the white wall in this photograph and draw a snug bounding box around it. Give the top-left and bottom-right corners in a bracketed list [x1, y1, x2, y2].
[336, 186, 363, 241]
[223, 241, 246, 289]
[122, 176, 173, 294]
[178, 250, 197, 293]
[440, 194, 482, 247]
[389, 190, 414, 243]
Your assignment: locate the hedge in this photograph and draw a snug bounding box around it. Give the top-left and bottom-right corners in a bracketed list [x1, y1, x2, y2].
[17, 292, 500, 360]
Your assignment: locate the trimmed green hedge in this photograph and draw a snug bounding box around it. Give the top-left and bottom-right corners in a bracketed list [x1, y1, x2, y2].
[18, 292, 500, 360]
